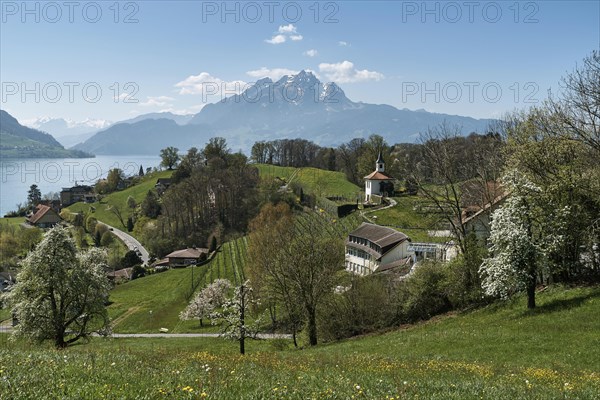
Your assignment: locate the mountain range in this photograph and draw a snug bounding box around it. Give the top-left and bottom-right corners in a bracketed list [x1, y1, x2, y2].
[73, 71, 495, 155]
[23, 112, 195, 148]
[6, 71, 497, 157]
[0, 110, 92, 158]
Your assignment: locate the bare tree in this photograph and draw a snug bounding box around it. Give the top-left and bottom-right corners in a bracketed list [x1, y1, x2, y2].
[550, 51, 600, 152]
[412, 123, 505, 253]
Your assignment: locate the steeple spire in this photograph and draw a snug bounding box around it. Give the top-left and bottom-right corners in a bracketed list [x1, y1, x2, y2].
[375, 151, 385, 172]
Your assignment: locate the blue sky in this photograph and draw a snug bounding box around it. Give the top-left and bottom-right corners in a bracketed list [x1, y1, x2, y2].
[1, 0, 598, 124]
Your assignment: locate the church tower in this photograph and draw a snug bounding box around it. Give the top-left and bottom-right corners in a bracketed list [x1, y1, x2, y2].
[376, 151, 385, 172]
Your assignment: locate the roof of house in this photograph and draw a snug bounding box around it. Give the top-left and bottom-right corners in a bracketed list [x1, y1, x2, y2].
[463, 192, 509, 225]
[61, 185, 93, 193]
[156, 178, 172, 185]
[165, 247, 209, 259]
[27, 204, 60, 224]
[364, 171, 394, 180]
[107, 267, 133, 279]
[377, 256, 412, 273]
[349, 223, 409, 249]
[376, 151, 385, 164]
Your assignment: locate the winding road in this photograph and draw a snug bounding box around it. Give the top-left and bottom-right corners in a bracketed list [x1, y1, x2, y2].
[100, 223, 150, 265]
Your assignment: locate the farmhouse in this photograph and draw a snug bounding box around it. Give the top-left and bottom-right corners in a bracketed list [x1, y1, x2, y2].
[364, 152, 394, 202]
[27, 204, 61, 228]
[162, 247, 209, 268]
[345, 223, 413, 275]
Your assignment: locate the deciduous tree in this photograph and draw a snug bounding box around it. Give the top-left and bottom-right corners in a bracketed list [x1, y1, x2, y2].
[3, 227, 111, 348]
[160, 146, 180, 170]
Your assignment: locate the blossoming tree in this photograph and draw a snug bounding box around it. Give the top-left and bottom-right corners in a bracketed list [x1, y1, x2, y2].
[3, 226, 111, 348]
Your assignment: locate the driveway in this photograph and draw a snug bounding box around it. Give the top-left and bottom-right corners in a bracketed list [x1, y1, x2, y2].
[100, 223, 150, 265]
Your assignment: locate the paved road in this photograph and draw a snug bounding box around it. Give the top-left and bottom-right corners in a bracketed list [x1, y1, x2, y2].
[108, 333, 292, 339]
[101, 223, 150, 265]
[0, 323, 290, 340]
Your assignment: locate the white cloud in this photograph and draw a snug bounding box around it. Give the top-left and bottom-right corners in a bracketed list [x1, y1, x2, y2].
[139, 96, 175, 107]
[303, 49, 318, 57]
[338, 41, 349, 47]
[175, 72, 247, 96]
[318, 61, 384, 83]
[265, 34, 287, 44]
[265, 24, 303, 44]
[278, 24, 297, 34]
[246, 67, 299, 81]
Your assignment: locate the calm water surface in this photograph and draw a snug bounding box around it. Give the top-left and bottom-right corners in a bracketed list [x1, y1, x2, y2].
[0, 155, 161, 216]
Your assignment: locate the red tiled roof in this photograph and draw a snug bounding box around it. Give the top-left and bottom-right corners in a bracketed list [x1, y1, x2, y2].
[364, 171, 394, 180]
[27, 204, 58, 224]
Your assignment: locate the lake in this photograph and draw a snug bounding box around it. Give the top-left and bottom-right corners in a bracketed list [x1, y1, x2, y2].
[0, 155, 161, 216]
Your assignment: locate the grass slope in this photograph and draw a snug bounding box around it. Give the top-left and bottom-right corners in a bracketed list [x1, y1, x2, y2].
[256, 164, 361, 199]
[108, 238, 249, 333]
[1, 286, 599, 399]
[66, 170, 172, 233]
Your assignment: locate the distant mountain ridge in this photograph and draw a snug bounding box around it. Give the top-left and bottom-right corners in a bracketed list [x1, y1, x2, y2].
[70, 71, 496, 155]
[0, 110, 92, 158]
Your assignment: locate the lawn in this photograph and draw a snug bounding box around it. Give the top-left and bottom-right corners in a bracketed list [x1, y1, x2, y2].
[0, 217, 26, 226]
[1, 285, 599, 399]
[369, 195, 451, 242]
[66, 170, 172, 234]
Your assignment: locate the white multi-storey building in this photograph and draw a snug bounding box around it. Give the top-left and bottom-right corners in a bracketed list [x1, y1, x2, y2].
[345, 222, 413, 275]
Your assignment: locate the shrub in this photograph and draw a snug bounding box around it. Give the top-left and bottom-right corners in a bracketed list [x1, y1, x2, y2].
[319, 275, 396, 341]
[122, 250, 142, 269]
[400, 261, 452, 322]
[131, 265, 146, 280]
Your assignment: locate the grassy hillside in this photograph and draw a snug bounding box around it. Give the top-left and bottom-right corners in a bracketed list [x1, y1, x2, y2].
[108, 237, 248, 333]
[256, 164, 361, 199]
[1, 285, 599, 399]
[66, 170, 172, 232]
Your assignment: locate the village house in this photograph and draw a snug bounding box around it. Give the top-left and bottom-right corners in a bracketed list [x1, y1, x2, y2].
[27, 204, 61, 228]
[364, 152, 395, 202]
[345, 223, 413, 275]
[156, 247, 210, 268]
[60, 184, 95, 206]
